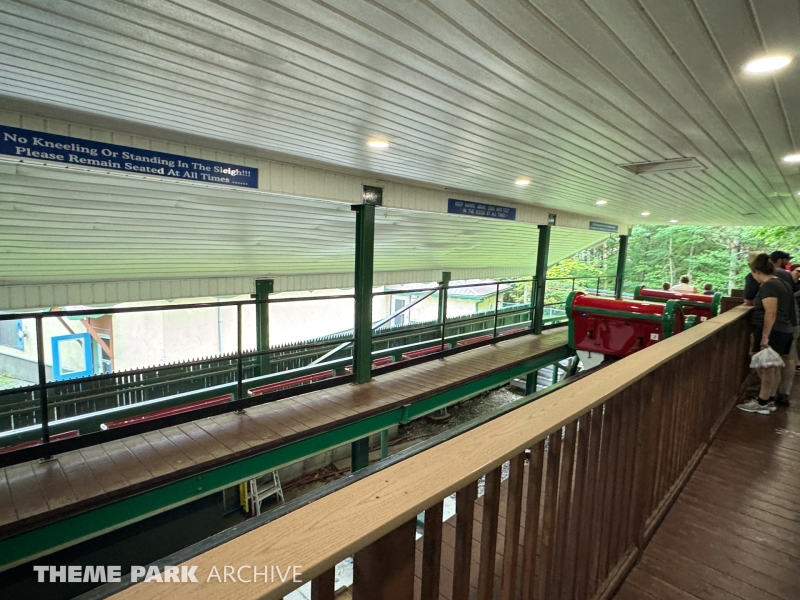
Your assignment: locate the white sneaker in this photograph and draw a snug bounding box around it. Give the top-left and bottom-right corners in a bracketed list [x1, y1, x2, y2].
[737, 399, 771, 415]
[765, 401, 777, 413]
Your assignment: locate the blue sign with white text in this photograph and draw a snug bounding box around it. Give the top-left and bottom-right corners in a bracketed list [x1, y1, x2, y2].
[0, 126, 258, 188]
[447, 198, 516, 220]
[588, 221, 619, 233]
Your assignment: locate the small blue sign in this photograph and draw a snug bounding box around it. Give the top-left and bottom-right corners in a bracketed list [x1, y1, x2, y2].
[448, 198, 516, 220]
[589, 221, 619, 233]
[0, 125, 258, 188]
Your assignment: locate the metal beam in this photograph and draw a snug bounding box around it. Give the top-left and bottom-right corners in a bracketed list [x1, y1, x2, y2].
[351, 437, 370, 472]
[438, 271, 451, 353]
[615, 234, 628, 299]
[352, 205, 375, 385]
[0, 344, 572, 571]
[532, 225, 551, 335]
[254, 278, 274, 377]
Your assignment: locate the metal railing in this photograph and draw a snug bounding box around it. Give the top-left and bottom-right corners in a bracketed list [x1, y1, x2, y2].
[543, 276, 618, 325]
[0, 295, 355, 454]
[0, 276, 554, 459]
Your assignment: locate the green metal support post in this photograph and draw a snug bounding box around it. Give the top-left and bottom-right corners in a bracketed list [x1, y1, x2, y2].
[352, 204, 376, 385]
[351, 204, 375, 471]
[254, 278, 274, 377]
[438, 271, 451, 353]
[532, 224, 551, 334]
[351, 437, 370, 473]
[615, 234, 628, 299]
[525, 370, 538, 395]
[380, 429, 389, 460]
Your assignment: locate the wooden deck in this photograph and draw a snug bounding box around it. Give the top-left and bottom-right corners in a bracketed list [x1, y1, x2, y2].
[615, 380, 800, 600]
[0, 329, 567, 543]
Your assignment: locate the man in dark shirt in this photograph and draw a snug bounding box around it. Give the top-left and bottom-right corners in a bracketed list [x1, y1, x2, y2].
[744, 251, 797, 313]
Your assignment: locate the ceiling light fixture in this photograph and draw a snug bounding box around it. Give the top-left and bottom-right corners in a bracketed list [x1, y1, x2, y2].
[669, 219, 678, 223]
[367, 139, 389, 148]
[744, 55, 792, 74]
[515, 178, 530, 186]
[641, 211, 651, 217]
[783, 153, 800, 163]
[595, 199, 608, 206]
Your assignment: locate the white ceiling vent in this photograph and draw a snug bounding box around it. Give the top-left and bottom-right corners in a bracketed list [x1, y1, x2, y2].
[617, 157, 704, 175]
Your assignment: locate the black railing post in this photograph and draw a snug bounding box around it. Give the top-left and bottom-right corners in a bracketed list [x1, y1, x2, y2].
[492, 282, 501, 339]
[529, 276, 536, 330]
[533, 224, 551, 334]
[615, 234, 629, 299]
[35, 315, 50, 446]
[438, 272, 450, 355]
[236, 304, 244, 401]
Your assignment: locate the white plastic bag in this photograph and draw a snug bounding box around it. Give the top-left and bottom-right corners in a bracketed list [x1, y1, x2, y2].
[750, 347, 785, 369]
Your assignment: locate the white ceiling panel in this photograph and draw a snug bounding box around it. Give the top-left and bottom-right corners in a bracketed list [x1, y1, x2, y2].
[0, 0, 798, 225]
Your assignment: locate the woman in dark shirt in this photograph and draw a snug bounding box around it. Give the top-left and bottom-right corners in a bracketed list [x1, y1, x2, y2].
[738, 254, 795, 415]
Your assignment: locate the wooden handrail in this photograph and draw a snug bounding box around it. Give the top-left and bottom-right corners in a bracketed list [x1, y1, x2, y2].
[113, 306, 751, 600]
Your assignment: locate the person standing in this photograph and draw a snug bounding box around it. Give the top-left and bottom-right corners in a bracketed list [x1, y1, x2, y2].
[738, 254, 795, 414]
[671, 275, 698, 293]
[745, 251, 798, 405]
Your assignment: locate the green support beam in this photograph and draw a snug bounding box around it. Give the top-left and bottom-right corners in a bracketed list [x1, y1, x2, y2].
[254, 278, 274, 377]
[352, 204, 376, 385]
[0, 344, 572, 571]
[351, 204, 375, 470]
[525, 370, 538, 395]
[532, 224, 552, 334]
[351, 437, 370, 472]
[380, 429, 389, 460]
[615, 234, 628, 299]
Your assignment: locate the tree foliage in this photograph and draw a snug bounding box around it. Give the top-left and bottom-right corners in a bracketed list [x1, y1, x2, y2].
[548, 226, 800, 295]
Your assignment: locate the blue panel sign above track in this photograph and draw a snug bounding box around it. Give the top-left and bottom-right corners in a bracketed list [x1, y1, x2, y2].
[0, 126, 258, 188]
[447, 198, 516, 220]
[588, 221, 619, 233]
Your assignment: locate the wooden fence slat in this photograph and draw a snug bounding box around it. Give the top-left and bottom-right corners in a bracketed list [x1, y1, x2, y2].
[500, 454, 525, 600]
[597, 397, 622, 582]
[615, 385, 640, 562]
[630, 378, 657, 551]
[353, 518, 416, 600]
[452, 480, 478, 600]
[519, 440, 545, 600]
[548, 420, 577, 598]
[476, 467, 502, 600]
[535, 431, 562, 599]
[310, 568, 335, 600]
[420, 501, 443, 600]
[561, 413, 589, 600]
[573, 406, 603, 600]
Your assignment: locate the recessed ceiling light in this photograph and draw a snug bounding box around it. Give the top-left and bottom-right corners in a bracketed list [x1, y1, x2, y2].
[515, 178, 530, 186]
[641, 211, 651, 217]
[669, 219, 678, 223]
[744, 56, 792, 74]
[783, 153, 800, 163]
[595, 199, 608, 206]
[367, 139, 389, 148]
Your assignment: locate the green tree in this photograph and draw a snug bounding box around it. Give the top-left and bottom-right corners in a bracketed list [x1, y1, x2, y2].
[550, 225, 800, 296]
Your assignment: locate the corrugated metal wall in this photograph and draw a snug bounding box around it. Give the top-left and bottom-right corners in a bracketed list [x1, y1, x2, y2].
[0, 112, 619, 310]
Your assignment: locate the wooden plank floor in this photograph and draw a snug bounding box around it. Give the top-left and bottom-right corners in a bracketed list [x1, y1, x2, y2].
[615, 378, 800, 600]
[0, 329, 567, 541]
